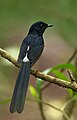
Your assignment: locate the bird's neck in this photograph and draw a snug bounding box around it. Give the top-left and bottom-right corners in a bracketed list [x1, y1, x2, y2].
[28, 29, 43, 36]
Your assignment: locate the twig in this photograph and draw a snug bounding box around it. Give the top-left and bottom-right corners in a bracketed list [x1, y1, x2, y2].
[39, 100, 70, 120]
[0, 97, 70, 120]
[38, 92, 46, 120]
[67, 48, 77, 63]
[60, 49, 77, 120]
[0, 48, 77, 92]
[62, 97, 76, 120]
[41, 83, 50, 91]
[41, 49, 77, 92]
[61, 48, 77, 72]
[38, 49, 77, 120]
[67, 70, 75, 82]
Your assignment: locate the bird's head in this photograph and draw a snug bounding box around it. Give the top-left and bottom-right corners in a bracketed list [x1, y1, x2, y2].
[28, 21, 53, 35]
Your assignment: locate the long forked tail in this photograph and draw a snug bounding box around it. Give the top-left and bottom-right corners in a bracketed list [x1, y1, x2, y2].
[10, 62, 31, 114]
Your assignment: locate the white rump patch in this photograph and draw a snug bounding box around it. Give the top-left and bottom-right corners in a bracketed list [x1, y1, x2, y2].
[23, 46, 30, 62]
[27, 46, 30, 51]
[23, 54, 29, 62]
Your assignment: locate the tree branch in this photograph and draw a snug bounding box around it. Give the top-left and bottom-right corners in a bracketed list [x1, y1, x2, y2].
[0, 48, 77, 92]
[62, 97, 76, 120]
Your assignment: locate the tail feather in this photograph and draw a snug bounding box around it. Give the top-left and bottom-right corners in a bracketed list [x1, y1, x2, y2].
[10, 62, 31, 113]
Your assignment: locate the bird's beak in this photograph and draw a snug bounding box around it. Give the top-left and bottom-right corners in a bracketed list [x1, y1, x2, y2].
[48, 24, 53, 27]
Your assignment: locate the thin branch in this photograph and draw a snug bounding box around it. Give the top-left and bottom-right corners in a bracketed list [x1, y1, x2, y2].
[62, 97, 76, 120]
[41, 49, 77, 91]
[60, 49, 77, 120]
[37, 49, 77, 120]
[61, 48, 77, 72]
[67, 70, 75, 82]
[41, 83, 51, 91]
[38, 92, 46, 120]
[0, 97, 70, 120]
[67, 48, 77, 63]
[0, 48, 77, 92]
[39, 100, 70, 120]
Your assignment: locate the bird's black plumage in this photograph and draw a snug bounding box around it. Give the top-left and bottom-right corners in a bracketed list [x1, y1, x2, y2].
[10, 21, 53, 113]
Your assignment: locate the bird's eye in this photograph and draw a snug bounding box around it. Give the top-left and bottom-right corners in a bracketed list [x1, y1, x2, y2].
[40, 24, 43, 27]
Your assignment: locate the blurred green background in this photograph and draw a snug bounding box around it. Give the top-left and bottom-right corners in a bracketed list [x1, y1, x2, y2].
[0, 0, 77, 120]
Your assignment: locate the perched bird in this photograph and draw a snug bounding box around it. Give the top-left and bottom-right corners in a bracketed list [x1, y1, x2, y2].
[10, 21, 53, 114]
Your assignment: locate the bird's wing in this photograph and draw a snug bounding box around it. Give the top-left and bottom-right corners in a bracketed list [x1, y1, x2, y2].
[17, 35, 32, 64]
[17, 34, 44, 65]
[28, 36, 44, 66]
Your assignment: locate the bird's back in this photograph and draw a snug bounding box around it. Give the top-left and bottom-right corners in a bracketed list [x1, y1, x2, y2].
[17, 34, 44, 66]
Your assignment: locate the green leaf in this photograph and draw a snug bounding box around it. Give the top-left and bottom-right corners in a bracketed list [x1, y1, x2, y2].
[50, 63, 77, 75]
[52, 70, 69, 81]
[67, 89, 74, 97]
[36, 68, 51, 94]
[73, 92, 77, 99]
[29, 85, 39, 101]
[36, 79, 43, 94]
[0, 99, 11, 105]
[42, 68, 51, 74]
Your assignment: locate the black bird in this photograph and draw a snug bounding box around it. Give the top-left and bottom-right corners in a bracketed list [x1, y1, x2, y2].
[10, 21, 53, 114]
